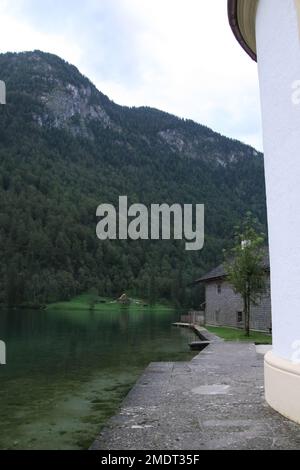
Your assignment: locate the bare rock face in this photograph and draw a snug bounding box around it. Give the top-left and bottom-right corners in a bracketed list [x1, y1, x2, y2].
[158, 128, 248, 166]
[158, 130, 186, 153]
[44, 84, 110, 124]
[10, 50, 115, 139]
[36, 82, 113, 138]
[0, 50, 262, 167]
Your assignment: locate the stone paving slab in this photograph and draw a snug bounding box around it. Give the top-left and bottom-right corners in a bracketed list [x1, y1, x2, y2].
[91, 337, 300, 450]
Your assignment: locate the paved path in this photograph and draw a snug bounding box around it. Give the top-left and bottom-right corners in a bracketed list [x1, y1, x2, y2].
[92, 333, 300, 450]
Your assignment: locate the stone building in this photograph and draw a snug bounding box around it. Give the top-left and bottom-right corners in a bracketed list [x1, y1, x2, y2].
[195, 253, 271, 332]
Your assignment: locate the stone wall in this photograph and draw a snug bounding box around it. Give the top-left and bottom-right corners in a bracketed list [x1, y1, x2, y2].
[205, 275, 271, 332]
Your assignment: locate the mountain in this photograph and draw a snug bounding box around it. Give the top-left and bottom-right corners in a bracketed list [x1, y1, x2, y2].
[0, 50, 267, 308]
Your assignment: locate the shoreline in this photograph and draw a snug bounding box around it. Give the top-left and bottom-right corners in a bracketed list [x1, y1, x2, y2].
[47, 294, 174, 313]
[91, 328, 300, 450]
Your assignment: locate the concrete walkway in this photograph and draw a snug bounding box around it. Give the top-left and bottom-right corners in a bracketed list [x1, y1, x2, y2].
[92, 332, 300, 450]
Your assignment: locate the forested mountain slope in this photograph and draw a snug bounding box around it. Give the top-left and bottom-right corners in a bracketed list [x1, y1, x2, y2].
[0, 51, 267, 307]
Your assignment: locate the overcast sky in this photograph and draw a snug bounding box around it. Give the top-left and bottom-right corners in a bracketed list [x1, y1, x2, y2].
[0, 0, 263, 150]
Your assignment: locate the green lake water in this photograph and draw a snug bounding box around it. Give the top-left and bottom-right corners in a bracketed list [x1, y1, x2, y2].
[0, 308, 197, 450]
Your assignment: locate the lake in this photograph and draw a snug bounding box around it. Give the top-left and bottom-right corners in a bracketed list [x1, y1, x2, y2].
[0, 308, 197, 450]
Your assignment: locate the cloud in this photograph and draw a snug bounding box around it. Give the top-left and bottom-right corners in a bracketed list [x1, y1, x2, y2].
[0, 0, 263, 150]
[0, 0, 83, 64]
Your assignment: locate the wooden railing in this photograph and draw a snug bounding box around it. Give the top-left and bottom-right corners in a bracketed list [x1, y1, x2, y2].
[180, 311, 204, 326]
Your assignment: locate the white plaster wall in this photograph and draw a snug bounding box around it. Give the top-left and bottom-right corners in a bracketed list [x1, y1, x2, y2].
[256, 0, 300, 359]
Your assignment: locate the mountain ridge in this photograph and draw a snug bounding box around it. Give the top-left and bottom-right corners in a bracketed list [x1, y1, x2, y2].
[0, 50, 260, 161]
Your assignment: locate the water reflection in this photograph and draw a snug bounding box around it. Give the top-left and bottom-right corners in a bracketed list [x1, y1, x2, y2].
[0, 308, 196, 449]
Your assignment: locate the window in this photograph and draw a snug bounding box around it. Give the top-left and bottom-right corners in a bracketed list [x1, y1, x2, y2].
[237, 311, 243, 323]
[217, 283, 222, 294]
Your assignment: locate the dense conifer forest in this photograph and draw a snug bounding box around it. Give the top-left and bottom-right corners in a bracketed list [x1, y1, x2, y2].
[0, 51, 267, 308]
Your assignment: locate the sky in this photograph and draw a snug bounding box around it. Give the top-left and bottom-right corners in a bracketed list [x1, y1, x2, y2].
[0, 0, 263, 150]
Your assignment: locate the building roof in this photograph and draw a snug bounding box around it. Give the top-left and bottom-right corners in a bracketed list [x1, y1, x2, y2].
[195, 264, 226, 283]
[194, 250, 270, 284]
[228, 0, 258, 62]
